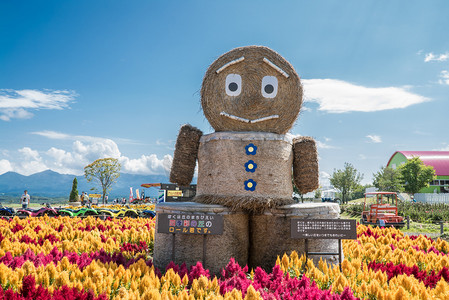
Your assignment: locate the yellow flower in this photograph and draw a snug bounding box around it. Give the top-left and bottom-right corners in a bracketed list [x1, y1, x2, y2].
[244, 285, 260, 300]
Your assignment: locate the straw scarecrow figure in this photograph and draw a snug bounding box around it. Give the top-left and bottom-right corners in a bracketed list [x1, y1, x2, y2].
[170, 46, 318, 212]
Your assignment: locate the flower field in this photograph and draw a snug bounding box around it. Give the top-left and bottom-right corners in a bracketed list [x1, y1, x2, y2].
[1, 215, 449, 299]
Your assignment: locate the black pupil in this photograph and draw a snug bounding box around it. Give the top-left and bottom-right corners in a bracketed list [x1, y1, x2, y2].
[264, 84, 274, 94]
[228, 82, 238, 92]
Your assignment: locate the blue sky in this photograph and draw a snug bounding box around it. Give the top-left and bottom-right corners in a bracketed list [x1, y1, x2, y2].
[1, 0, 448, 186]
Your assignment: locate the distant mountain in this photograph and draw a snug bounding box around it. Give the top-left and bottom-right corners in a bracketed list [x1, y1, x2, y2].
[0, 170, 170, 198]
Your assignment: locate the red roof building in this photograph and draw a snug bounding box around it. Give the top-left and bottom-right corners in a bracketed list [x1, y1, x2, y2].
[387, 151, 449, 193]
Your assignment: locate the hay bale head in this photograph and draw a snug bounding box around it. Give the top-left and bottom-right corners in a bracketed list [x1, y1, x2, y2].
[201, 46, 302, 134]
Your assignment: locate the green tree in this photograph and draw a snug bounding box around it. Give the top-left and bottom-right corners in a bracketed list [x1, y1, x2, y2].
[330, 162, 364, 204]
[351, 184, 373, 200]
[69, 177, 79, 202]
[373, 166, 403, 193]
[398, 157, 436, 197]
[84, 158, 121, 204]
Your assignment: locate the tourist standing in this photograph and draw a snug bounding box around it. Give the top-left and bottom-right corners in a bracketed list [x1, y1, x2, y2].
[21, 190, 30, 209]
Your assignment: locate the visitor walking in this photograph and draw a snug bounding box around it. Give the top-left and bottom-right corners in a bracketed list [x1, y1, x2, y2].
[21, 190, 30, 209]
[81, 192, 86, 205]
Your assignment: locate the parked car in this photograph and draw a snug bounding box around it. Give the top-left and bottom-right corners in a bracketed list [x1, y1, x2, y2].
[322, 197, 341, 204]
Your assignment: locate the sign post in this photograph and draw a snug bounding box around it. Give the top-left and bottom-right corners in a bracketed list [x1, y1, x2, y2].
[291, 219, 357, 270]
[158, 212, 224, 266]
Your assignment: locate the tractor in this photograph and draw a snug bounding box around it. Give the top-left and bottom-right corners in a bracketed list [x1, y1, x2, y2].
[361, 192, 405, 228]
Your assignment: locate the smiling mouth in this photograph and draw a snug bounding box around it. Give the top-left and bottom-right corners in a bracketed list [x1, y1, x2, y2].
[220, 111, 279, 124]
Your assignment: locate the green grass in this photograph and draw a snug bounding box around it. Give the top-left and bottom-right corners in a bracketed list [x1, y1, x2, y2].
[340, 211, 359, 221]
[341, 210, 448, 237]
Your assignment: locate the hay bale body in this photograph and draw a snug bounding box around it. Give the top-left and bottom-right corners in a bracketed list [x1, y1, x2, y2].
[195, 131, 294, 212]
[153, 202, 249, 276]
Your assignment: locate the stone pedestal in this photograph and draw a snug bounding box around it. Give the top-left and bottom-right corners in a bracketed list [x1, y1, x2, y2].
[153, 202, 249, 276]
[249, 203, 341, 271]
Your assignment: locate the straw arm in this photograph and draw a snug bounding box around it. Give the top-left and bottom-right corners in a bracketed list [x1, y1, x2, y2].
[292, 136, 319, 194]
[170, 124, 203, 187]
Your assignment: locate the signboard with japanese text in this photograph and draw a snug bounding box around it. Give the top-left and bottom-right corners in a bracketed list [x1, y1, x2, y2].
[167, 190, 183, 197]
[291, 219, 357, 240]
[157, 213, 224, 235]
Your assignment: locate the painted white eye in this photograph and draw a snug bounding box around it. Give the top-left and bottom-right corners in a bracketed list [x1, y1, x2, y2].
[261, 76, 278, 98]
[225, 74, 242, 96]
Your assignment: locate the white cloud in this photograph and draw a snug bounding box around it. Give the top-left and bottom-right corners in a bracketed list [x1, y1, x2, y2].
[33, 130, 71, 140]
[302, 79, 430, 113]
[119, 154, 172, 176]
[439, 70, 449, 85]
[316, 140, 337, 149]
[15, 147, 48, 175]
[19, 147, 41, 161]
[424, 52, 449, 62]
[413, 130, 431, 136]
[366, 135, 382, 143]
[300, 105, 312, 112]
[320, 171, 330, 179]
[0, 159, 13, 175]
[319, 171, 331, 186]
[73, 140, 121, 160]
[45, 147, 84, 175]
[0, 89, 76, 121]
[435, 144, 449, 151]
[5, 131, 174, 176]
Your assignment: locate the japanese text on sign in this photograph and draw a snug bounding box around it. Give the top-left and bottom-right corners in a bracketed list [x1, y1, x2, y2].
[291, 219, 357, 239]
[167, 190, 183, 197]
[157, 213, 224, 235]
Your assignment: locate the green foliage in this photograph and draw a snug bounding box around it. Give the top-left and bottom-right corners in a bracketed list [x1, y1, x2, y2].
[398, 157, 436, 195]
[292, 174, 304, 203]
[341, 201, 449, 224]
[373, 166, 403, 193]
[84, 158, 121, 204]
[340, 203, 365, 217]
[351, 184, 373, 200]
[330, 162, 363, 204]
[397, 201, 449, 223]
[69, 177, 79, 202]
